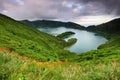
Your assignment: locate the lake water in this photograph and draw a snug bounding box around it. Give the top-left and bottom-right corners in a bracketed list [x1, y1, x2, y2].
[39, 27, 108, 54]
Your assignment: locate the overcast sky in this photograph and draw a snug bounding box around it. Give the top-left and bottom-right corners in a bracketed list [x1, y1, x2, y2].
[0, 0, 120, 26]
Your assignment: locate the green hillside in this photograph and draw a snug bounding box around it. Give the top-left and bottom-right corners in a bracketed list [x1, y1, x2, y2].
[0, 14, 77, 61]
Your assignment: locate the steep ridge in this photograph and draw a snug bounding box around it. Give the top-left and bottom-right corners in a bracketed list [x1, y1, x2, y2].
[0, 14, 77, 61]
[87, 18, 120, 34]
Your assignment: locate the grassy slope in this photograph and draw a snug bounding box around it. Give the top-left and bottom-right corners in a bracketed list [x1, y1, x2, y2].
[0, 14, 77, 61]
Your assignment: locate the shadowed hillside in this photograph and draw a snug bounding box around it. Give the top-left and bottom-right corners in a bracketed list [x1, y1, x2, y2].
[21, 20, 86, 30]
[87, 18, 120, 34]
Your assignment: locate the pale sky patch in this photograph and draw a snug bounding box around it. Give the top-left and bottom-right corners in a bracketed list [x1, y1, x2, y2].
[73, 15, 120, 26]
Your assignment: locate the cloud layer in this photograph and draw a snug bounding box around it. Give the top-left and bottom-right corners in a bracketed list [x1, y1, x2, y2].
[0, 0, 120, 25]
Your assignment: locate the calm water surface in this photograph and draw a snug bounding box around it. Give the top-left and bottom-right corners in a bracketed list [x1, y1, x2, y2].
[39, 27, 108, 54]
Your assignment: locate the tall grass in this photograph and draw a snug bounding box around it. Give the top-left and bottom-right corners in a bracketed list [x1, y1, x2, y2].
[0, 52, 120, 80]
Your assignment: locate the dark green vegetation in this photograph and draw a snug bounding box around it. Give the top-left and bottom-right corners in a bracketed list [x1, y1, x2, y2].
[87, 18, 120, 33]
[57, 31, 75, 39]
[21, 20, 85, 30]
[87, 18, 120, 37]
[0, 14, 77, 61]
[1, 13, 120, 79]
[66, 38, 77, 46]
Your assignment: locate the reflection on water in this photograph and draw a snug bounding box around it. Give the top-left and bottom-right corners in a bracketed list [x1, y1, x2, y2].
[39, 27, 108, 54]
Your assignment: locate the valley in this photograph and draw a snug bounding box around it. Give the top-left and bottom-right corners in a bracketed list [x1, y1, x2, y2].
[0, 13, 120, 80]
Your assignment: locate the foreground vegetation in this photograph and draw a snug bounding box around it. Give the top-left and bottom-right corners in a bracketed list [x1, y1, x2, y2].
[0, 51, 120, 80]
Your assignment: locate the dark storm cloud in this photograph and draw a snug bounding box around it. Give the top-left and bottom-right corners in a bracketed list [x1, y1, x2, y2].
[0, 1, 4, 11]
[1, 0, 79, 20]
[0, 0, 120, 25]
[101, 0, 120, 15]
[74, 0, 120, 15]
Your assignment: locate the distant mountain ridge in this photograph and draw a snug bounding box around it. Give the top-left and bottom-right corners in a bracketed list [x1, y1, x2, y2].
[87, 18, 120, 34]
[21, 20, 86, 30]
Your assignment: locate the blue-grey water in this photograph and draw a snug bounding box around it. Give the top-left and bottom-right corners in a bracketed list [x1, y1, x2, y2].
[39, 27, 108, 54]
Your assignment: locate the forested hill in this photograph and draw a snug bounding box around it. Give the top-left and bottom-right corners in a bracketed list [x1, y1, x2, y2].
[87, 18, 120, 34]
[21, 20, 85, 30]
[0, 13, 77, 61]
